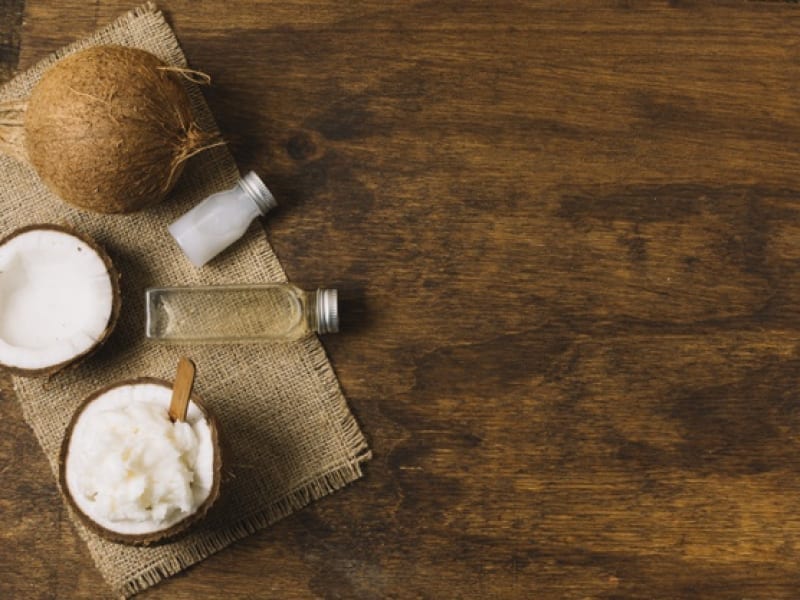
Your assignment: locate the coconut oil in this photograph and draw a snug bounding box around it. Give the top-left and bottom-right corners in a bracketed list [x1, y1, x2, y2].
[145, 284, 338, 343]
[168, 172, 277, 267]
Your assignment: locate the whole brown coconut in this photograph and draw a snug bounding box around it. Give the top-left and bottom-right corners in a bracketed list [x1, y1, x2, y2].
[24, 45, 216, 213]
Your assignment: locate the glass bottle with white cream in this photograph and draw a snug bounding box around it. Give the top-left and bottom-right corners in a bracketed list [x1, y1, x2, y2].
[169, 172, 277, 267]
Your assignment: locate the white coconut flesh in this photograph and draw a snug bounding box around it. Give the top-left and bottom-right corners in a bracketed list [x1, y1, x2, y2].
[64, 382, 215, 535]
[0, 229, 113, 371]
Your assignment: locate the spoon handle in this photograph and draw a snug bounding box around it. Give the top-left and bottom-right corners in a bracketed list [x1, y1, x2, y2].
[169, 357, 195, 422]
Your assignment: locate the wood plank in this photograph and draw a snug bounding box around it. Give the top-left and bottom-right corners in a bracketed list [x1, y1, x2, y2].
[4, 1, 800, 598]
[0, 0, 23, 83]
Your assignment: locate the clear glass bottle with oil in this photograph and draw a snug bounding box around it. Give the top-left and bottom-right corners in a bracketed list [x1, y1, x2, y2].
[145, 284, 338, 343]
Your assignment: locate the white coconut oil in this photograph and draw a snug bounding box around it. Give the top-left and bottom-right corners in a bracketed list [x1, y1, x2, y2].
[64, 383, 214, 535]
[168, 172, 277, 267]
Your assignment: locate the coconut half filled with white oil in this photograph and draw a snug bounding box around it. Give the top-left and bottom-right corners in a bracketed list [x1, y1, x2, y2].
[0, 224, 120, 375]
[59, 378, 222, 545]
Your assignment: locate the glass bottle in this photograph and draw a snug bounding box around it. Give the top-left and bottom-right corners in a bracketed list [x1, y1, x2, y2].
[169, 172, 278, 267]
[145, 284, 338, 343]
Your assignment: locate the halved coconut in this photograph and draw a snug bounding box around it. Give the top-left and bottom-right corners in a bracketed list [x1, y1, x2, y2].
[59, 378, 222, 545]
[0, 224, 120, 376]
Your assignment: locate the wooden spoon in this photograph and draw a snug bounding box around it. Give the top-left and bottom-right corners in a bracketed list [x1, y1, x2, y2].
[168, 357, 196, 422]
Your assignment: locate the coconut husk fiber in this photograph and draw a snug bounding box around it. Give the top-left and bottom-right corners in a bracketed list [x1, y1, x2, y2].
[0, 3, 371, 597]
[21, 45, 223, 213]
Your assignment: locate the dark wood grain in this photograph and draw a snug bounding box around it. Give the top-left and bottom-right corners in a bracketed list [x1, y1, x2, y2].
[0, 0, 22, 83]
[4, 1, 800, 598]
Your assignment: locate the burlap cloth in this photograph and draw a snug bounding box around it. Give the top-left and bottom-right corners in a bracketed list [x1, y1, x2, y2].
[0, 3, 370, 597]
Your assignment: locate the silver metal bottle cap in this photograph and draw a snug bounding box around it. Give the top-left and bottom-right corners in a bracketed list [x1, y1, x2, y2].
[239, 171, 277, 215]
[316, 289, 339, 334]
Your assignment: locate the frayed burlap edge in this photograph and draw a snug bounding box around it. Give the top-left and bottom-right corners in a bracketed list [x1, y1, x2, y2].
[119, 334, 371, 598]
[120, 460, 368, 597]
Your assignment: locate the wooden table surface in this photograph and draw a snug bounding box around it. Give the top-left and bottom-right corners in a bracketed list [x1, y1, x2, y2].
[3, 1, 800, 598]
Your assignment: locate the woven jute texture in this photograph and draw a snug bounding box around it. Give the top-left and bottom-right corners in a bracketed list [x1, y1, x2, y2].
[0, 3, 370, 597]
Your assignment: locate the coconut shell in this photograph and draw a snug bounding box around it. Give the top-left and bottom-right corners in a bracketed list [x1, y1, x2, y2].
[0, 223, 121, 377]
[24, 45, 213, 214]
[59, 377, 223, 546]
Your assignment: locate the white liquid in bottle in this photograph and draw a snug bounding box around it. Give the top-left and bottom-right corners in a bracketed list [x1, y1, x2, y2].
[169, 172, 277, 267]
